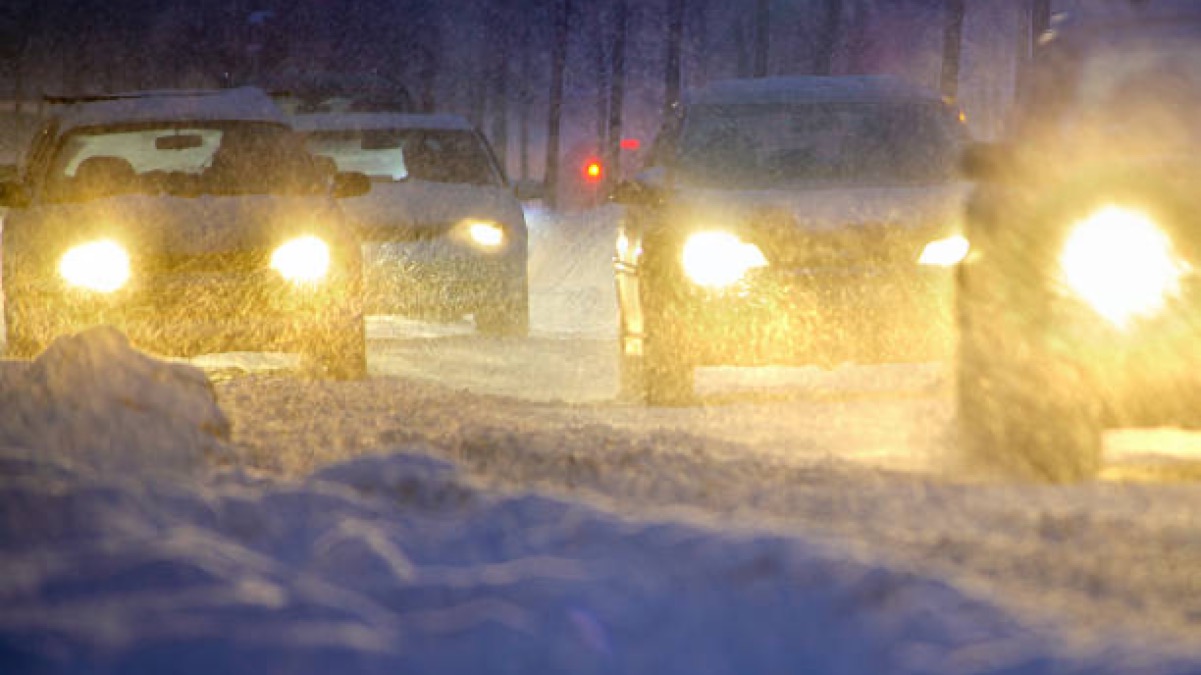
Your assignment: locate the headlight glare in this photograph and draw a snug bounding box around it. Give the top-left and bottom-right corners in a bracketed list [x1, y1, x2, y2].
[271, 236, 331, 283]
[59, 240, 130, 293]
[468, 221, 505, 248]
[1060, 206, 1189, 327]
[919, 235, 970, 266]
[682, 231, 768, 288]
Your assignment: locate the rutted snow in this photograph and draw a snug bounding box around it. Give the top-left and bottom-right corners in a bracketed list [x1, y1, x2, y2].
[6, 207, 1201, 672]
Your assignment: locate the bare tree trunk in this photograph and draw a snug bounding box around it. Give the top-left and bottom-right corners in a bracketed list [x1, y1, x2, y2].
[518, 18, 533, 182]
[544, 0, 571, 209]
[753, 0, 770, 77]
[735, 19, 751, 78]
[940, 0, 966, 101]
[490, 45, 510, 174]
[594, 5, 610, 156]
[1014, 0, 1033, 104]
[814, 0, 842, 75]
[664, 0, 685, 119]
[604, 0, 628, 193]
[488, 2, 511, 173]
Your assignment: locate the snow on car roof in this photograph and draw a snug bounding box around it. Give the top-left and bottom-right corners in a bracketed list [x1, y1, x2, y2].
[52, 87, 288, 131]
[685, 76, 942, 107]
[289, 112, 475, 133]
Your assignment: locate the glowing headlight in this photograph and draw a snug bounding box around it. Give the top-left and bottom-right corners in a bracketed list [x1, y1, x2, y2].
[271, 236, 330, 283]
[682, 231, 768, 288]
[919, 235, 970, 267]
[1060, 206, 1189, 327]
[59, 240, 130, 293]
[467, 221, 505, 248]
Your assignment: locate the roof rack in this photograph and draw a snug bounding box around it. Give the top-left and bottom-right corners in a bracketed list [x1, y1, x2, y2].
[43, 89, 248, 106]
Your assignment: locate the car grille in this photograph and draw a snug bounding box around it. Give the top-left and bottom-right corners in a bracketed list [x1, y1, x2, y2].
[757, 222, 936, 272]
[140, 250, 272, 274]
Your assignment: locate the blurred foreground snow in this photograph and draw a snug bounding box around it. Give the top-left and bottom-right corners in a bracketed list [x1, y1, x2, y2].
[0, 327, 1196, 674]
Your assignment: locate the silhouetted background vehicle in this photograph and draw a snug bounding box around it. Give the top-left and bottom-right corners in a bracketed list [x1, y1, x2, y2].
[957, 3, 1201, 481]
[613, 75, 968, 405]
[296, 112, 529, 336]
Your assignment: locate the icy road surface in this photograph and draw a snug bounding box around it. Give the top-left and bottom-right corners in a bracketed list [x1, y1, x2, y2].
[200, 206, 1201, 665]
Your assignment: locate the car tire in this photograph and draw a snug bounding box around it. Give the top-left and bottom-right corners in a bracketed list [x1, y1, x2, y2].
[475, 286, 529, 338]
[619, 311, 694, 407]
[2, 299, 47, 359]
[305, 316, 368, 380]
[956, 273, 1102, 482]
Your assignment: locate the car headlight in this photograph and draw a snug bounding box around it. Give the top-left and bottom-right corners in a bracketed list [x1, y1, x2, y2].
[1060, 206, 1189, 328]
[919, 235, 970, 267]
[59, 240, 130, 293]
[467, 221, 505, 248]
[271, 236, 330, 283]
[682, 231, 768, 288]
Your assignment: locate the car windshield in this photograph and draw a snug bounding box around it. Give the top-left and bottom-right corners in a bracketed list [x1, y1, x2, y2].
[304, 129, 500, 186]
[675, 102, 959, 187]
[44, 121, 327, 201]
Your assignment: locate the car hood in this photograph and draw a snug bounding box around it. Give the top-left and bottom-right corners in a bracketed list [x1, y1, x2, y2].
[13, 195, 353, 255]
[338, 180, 527, 240]
[670, 182, 970, 235]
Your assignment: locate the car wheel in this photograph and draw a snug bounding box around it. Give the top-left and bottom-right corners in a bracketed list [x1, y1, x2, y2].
[304, 316, 368, 380]
[2, 299, 47, 359]
[475, 287, 529, 338]
[619, 311, 694, 407]
[956, 275, 1102, 482]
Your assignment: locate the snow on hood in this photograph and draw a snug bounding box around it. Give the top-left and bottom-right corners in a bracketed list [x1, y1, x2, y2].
[0, 327, 230, 474]
[339, 180, 526, 238]
[671, 182, 969, 235]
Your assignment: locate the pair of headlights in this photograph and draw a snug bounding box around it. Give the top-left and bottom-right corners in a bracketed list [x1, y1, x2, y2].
[58, 236, 333, 293]
[680, 231, 970, 289]
[679, 206, 1192, 330]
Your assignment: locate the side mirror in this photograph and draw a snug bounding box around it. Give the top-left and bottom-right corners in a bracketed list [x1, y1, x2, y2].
[0, 181, 30, 209]
[333, 171, 371, 199]
[960, 143, 1018, 183]
[513, 179, 544, 201]
[609, 180, 660, 206]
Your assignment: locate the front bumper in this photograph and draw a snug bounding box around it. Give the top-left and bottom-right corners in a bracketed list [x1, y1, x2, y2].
[361, 240, 526, 317]
[7, 270, 358, 356]
[665, 264, 955, 367]
[1051, 284, 1201, 426]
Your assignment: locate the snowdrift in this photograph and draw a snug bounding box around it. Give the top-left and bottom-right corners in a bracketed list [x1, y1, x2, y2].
[0, 328, 1176, 674]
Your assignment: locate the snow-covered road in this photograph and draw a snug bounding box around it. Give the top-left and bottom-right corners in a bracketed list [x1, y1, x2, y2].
[7, 205, 1201, 672]
[211, 206, 1201, 665]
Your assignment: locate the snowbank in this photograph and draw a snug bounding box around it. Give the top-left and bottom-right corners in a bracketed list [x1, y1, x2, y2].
[0, 328, 1188, 673]
[0, 326, 230, 474]
[1, 446, 1126, 675]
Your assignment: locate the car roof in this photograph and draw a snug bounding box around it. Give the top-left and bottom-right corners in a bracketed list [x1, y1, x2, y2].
[685, 76, 943, 107]
[49, 87, 288, 131]
[290, 113, 476, 133]
[1055, 0, 1201, 24]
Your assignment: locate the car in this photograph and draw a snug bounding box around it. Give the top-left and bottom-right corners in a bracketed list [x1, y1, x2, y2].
[612, 75, 969, 405]
[956, 1, 1201, 481]
[0, 87, 371, 378]
[292, 113, 529, 336]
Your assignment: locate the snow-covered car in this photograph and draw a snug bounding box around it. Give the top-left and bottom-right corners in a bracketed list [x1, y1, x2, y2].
[0, 87, 371, 378]
[613, 76, 968, 404]
[957, 3, 1201, 481]
[294, 113, 529, 336]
